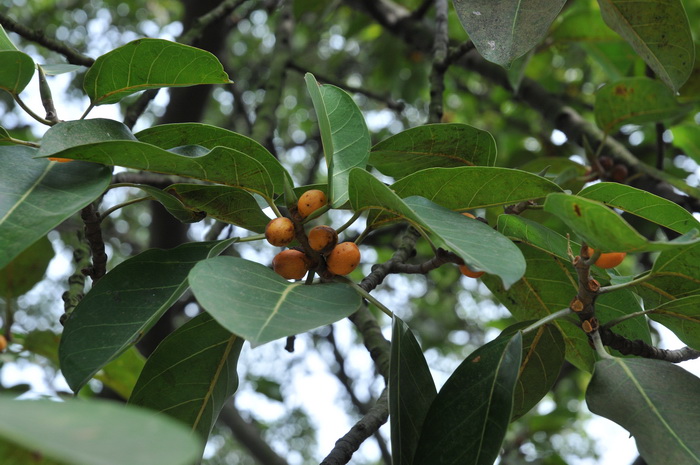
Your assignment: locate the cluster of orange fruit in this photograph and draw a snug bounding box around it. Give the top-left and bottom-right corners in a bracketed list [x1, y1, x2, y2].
[266, 189, 360, 280]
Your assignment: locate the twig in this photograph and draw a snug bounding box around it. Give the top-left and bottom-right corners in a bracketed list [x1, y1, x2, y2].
[60, 231, 91, 325]
[428, 0, 448, 123]
[81, 202, 108, 282]
[598, 327, 700, 363]
[219, 403, 290, 465]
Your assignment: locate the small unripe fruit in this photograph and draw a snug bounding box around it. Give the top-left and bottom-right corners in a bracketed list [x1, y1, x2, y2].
[326, 242, 361, 276]
[459, 264, 484, 279]
[308, 225, 338, 253]
[0, 334, 6, 352]
[611, 164, 628, 183]
[265, 217, 295, 247]
[297, 189, 327, 218]
[586, 247, 626, 269]
[273, 249, 310, 280]
[598, 156, 614, 170]
[48, 157, 73, 163]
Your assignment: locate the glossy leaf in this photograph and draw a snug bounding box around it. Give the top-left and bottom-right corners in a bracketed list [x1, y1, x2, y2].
[37, 118, 137, 156]
[189, 256, 362, 346]
[0, 394, 201, 465]
[634, 242, 700, 307]
[0, 235, 52, 299]
[543, 193, 700, 252]
[0, 51, 34, 95]
[389, 316, 437, 465]
[671, 124, 700, 165]
[647, 296, 700, 350]
[452, 0, 566, 67]
[579, 182, 700, 234]
[586, 358, 700, 464]
[0, 146, 111, 270]
[597, 0, 694, 92]
[59, 239, 236, 393]
[305, 73, 370, 207]
[129, 312, 243, 441]
[135, 123, 289, 193]
[369, 124, 497, 179]
[412, 333, 522, 465]
[168, 184, 271, 233]
[594, 77, 687, 134]
[84, 39, 231, 105]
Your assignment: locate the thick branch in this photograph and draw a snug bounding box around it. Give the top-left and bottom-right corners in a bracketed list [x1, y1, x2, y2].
[599, 327, 700, 363]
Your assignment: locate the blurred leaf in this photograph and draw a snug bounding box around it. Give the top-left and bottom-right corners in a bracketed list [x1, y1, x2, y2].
[671, 124, 700, 165]
[0, 146, 111, 270]
[37, 119, 137, 156]
[412, 333, 522, 465]
[22, 330, 60, 365]
[579, 182, 700, 234]
[586, 358, 700, 465]
[647, 296, 700, 350]
[452, 0, 566, 67]
[59, 238, 236, 393]
[0, 127, 13, 145]
[119, 183, 205, 223]
[369, 124, 497, 179]
[0, 395, 201, 465]
[594, 77, 687, 134]
[634, 242, 700, 307]
[390, 316, 437, 465]
[167, 184, 271, 233]
[0, 236, 52, 299]
[189, 256, 362, 346]
[0, 51, 34, 95]
[135, 123, 289, 194]
[84, 39, 230, 105]
[543, 193, 700, 252]
[129, 312, 243, 441]
[95, 347, 146, 400]
[305, 73, 370, 207]
[597, 0, 695, 92]
[0, 438, 65, 465]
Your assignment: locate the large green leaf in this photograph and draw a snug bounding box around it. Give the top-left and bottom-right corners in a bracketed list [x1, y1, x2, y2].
[118, 183, 206, 224]
[129, 312, 243, 441]
[597, 0, 695, 92]
[586, 358, 700, 465]
[188, 256, 362, 346]
[452, 0, 567, 67]
[59, 238, 236, 393]
[369, 124, 497, 179]
[305, 73, 370, 207]
[95, 347, 146, 400]
[579, 182, 700, 234]
[135, 123, 289, 193]
[389, 316, 437, 465]
[37, 119, 137, 156]
[635, 242, 700, 307]
[84, 39, 231, 105]
[671, 124, 700, 165]
[0, 146, 111, 270]
[543, 193, 700, 252]
[498, 214, 575, 262]
[0, 235, 52, 299]
[594, 77, 687, 134]
[167, 184, 271, 233]
[0, 25, 20, 51]
[0, 51, 34, 95]
[412, 333, 522, 465]
[0, 394, 201, 465]
[647, 296, 700, 350]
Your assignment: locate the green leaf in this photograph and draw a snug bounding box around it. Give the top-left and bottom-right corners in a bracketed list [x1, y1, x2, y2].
[647, 296, 700, 350]
[543, 193, 700, 252]
[0, 51, 34, 95]
[117, 183, 206, 224]
[94, 347, 146, 400]
[597, 0, 695, 92]
[498, 214, 575, 261]
[369, 124, 497, 179]
[39, 64, 85, 75]
[305, 73, 370, 207]
[634, 242, 700, 307]
[167, 184, 271, 233]
[452, 0, 567, 67]
[59, 238, 236, 393]
[586, 358, 700, 465]
[129, 312, 243, 441]
[84, 39, 231, 105]
[390, 316, 437, 465]
[189, 256, 362, 346]
[0, 126, 12, 145]
[594, 77, 687, 134]
[0, 394, 202, 465]
[579, 182, 700, 234]
[671, 124, 700, 165]
[0, 235, 52, 299]
[37, 119, 137, 156]
[0, 146, 111, 270]
[596, 289, 652, 350]
[0, 25, 20, 51]
[403, 196, 526, 289]
[412, 333, 522, 465]
[135, 123, 289, 194]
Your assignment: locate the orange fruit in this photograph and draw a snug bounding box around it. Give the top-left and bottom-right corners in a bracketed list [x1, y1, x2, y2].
[297, 189, 327, 218]
[308, 225, 338, 253]
[586, 247, 626, 269]
[272, 249, 310, 280]
[326, 242, 361, 276]
[0, 334, 7, 352]
[265, 217, 295, 247]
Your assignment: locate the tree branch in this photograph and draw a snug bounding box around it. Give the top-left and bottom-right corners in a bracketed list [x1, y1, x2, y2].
[218, 403, 290, 465]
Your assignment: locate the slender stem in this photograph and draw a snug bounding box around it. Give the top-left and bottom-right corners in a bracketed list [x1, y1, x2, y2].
[592, 331, 614, 360]
[302, 204, 330, 223]
[354, 227, 371, 246]
[100, 197, 150, 220]
[238, 233, 265, 243]
[12, 94, 53, 126]
[266, 197, 283, 219]
[599, 272, 652, 294]
[338, 277, 394, 318]
[335, 210, 362, 234]
[80, 103, 95, 120]
[522, 308, 573, 334]
[603, 309, 654, 329]
[4, 137, 39, 148]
